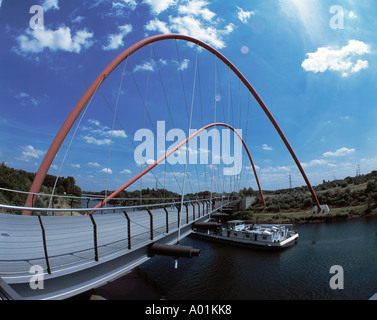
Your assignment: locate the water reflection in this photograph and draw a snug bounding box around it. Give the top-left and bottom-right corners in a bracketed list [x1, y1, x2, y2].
[137, 216, 377, 300]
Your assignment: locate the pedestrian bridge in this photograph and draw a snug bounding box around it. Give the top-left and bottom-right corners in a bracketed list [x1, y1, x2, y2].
[0, 198, 237, 300]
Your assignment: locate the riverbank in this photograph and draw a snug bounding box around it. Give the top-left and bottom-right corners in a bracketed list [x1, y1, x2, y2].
[232, 204, 377, 225]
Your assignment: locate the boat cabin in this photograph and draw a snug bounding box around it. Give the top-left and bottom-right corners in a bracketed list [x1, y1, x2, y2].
[223, 220, 294, 243]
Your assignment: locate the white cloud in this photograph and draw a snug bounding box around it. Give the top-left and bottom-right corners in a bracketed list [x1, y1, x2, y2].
[108, 129, 127, 138]
[351, 59, 368, 73]
[82, 119, 126, 144]
[87, 162, 100, 167]
[134, 61, 156, 72]
[178, 0, 216, 21]
[113, 0, 137, 11]
[302, 40, 370, 77]
[133, 58, 168, 72]
[261, 166, 291, 173]
[103, 24, 133, 51]
[309, 159, 327, 166]
[43, 0, 59, 11]
[101, 168, 113, 174]
[88, 119, 100, 126]
[72, 16, 85, 23]
[262, 144, 273, 151]
[21, 145, 45, 160]
[145, 18, 171, 34]
[120, 169, 132, 174]
[14, 92, 39, 107]
[323, 147, 355, 157]
[236, 6, 255, 23]
[16, 26, 94, 54]
[143, 0, 175, 15]
[71, 163, 80, 168]
[144, 1, 234, 49]
[348, 10, 357, 19]
[168, 15, 234, 49]
[83, 136, 111, 146]
[361, 157, 377, 173]
[175, 58, 189, 71]
[301, 159, 328, 168]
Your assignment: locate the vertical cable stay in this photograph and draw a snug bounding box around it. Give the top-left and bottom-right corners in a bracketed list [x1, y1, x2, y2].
[175, 39, 190, 121]
[215, 60, 226, 123]
[210, 54, 216, 208]
[178, 44, 198, 244]
[173, 40, 201, 197]
[197, 58, 207, 191]
[140, 44, 154, 205]
[128, 56, 184, 194]
[98, 87, 166, 195]
[104, 58, 128, 207]
[97, 69, 178, 201]
[240, 92, 252, 191]
[152, 45, 175, 128]
[235, 78, 243, 194]
[163, 60, 176, 198]
[47, 75, 105, 213]
[152, 43, 179, 197]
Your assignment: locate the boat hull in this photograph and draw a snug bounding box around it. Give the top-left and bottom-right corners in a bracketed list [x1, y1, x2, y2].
[190, 231, 298, 251]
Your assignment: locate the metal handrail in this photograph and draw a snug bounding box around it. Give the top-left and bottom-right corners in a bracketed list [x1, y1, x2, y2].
[0, 198, 237, 277]
[0, 197, 233, 214]
[0, 186, 213, 201]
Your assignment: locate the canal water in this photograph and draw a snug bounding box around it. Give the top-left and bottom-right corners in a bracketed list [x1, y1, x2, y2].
[95, 216, 377, 300]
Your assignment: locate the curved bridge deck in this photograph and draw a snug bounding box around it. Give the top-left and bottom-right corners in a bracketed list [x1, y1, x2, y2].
[0, 199, 235, 300]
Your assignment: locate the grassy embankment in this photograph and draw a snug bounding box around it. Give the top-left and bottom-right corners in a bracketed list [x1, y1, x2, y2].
[232, 178, 377, 224]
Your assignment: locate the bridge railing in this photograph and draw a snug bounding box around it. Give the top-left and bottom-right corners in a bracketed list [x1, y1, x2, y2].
[0, 197, 237, 281]
[1, 186, 219, 215]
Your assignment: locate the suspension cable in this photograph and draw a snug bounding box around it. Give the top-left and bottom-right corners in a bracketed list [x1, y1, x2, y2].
[47, 75, 104, 212]
[178, 44, 198, 244]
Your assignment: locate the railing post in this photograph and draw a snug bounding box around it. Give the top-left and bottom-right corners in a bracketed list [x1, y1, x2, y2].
[197, 201, 201, 218]
[89, 214, 99, 261]
[191, 203, 195, 220]
[122, 210, 131, 249]
[146, 209, 153, 240]
[184, 204, 188, 223]
[37, 214, 52, 274]
[162, 207, 169, 233]
[174, 203, 181, 228]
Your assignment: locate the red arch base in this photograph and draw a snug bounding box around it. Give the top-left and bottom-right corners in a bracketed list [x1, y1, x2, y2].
[23, 33, 321, 215]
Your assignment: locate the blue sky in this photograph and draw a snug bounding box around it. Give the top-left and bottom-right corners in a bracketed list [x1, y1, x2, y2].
[1, 0, 377, 194]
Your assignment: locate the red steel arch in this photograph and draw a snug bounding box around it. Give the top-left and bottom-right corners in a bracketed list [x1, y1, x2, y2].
[92, 122, 265, 210]
[23, 33, 321, 215]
